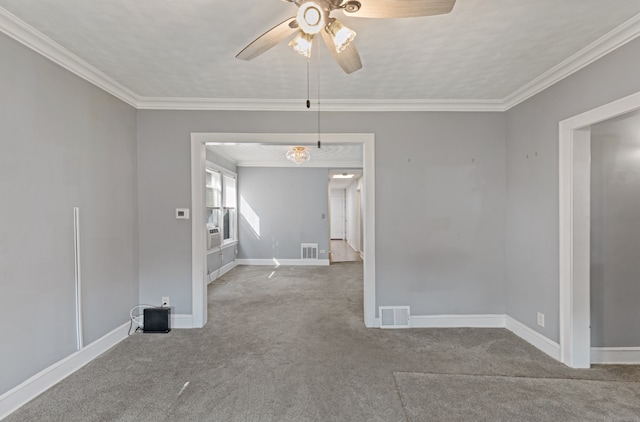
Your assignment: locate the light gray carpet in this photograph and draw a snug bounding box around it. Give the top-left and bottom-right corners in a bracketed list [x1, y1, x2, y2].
[5, 263, 640, 421]
[395, 372, 640, 422]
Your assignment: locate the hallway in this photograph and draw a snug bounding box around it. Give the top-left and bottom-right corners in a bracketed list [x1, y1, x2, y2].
[330, 239, 362, 263]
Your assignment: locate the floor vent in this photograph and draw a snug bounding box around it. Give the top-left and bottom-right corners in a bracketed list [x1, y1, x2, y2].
[301, 243, 318, 260]
[379, 306, 411, 328]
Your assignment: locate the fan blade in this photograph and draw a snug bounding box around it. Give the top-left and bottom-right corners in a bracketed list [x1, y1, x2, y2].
[344, 0, 455, 18]
[321, 29, 362, 74]
[236, 17, 298, 60]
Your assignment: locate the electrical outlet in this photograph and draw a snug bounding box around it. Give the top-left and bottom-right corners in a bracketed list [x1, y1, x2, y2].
[162, 296, 170, 307]
[320, 249, 326, 254]
[537, 312, 545, 327]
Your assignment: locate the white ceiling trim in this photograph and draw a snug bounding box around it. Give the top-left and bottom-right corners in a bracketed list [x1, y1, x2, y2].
[1, 7, 639, 113]
[503, 13, 640, 111]
[136, 97, 505, 112]
[0, 6, 139, 107]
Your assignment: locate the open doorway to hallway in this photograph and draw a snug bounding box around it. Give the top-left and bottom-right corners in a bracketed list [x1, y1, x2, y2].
[330, 240, 362, 263]
[329, 169, 363, 263]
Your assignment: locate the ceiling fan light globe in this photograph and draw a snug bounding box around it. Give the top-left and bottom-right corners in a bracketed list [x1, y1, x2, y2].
[327, 19, 356, 53]
[289, 31, 314, 58]
[297, 1, 326, 34]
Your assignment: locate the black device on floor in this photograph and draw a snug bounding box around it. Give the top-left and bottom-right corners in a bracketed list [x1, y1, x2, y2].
[143, 308, 171, 333]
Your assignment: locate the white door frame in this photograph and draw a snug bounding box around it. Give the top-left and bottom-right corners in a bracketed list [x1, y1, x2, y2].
[190, 132, 376, 328]
[559, 91, 640, 368]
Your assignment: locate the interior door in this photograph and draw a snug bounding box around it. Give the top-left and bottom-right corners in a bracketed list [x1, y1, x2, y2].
[331, 195, 345, 239]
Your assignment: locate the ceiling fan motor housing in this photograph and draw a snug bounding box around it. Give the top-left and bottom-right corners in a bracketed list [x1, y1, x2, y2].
[297, 0, 331, 34]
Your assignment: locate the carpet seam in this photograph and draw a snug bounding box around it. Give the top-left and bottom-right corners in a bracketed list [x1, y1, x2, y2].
[392, 370, 640, 384]
[392, 372, 411, 422]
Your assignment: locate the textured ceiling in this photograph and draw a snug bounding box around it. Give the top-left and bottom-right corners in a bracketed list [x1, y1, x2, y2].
[1, 0, 640, 102]
[208, 143, 363, 169]
[208, 143, 362, 183]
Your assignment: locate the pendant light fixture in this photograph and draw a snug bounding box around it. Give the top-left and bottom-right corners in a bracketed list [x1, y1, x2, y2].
[286, 146, 311, 164]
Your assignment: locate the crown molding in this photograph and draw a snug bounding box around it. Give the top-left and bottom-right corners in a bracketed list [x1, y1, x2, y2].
[2, 6, 640, 113]
[134, 97, 505, 112]
[0, 7, 139, 107]
[502, 13, 640, 111]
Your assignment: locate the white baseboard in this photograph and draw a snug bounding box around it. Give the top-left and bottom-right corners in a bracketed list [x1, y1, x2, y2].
[171, 313, 194, 329]
[208, 260, 238, 283]
[410, 314, 506, 328]
[505, 315, 561, 361]
[0, 322, 129, 420]
[591, 347, 640, 364]
[235, 258, 330, 266]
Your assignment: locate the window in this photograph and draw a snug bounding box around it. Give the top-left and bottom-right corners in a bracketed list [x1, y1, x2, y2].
[223, 174, 237, 241]
[205, 165, 237, 244]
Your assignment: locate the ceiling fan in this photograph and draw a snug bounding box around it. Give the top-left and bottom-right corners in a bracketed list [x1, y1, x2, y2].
[236, 0, 456, 74]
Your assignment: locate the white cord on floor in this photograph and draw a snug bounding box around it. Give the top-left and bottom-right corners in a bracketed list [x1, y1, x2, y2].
[209, 251, 224, 283]
[128, 304, 158, 335]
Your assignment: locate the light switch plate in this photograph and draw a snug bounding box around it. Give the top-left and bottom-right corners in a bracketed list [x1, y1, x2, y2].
[175, 208, 190, 219]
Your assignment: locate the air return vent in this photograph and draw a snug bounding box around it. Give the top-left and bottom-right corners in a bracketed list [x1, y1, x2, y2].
[379, 306, 410, 328]
[301, 243, 318, 260]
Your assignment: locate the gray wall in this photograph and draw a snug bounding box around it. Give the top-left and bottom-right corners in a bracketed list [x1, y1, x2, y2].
[0, 33, 138, 394]
[505, 37, 640, 342]
[590, 111, 640, 347]
[207, 244, 237, 279]
[375, 113, 506, 314]
[136, 110, 506, 316]
[237, 167, 330, 260]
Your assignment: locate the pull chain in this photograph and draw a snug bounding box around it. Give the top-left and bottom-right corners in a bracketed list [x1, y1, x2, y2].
[306, 58, 311, 109]
[317, 39, 321, 149]
[304, 42, 320, 149]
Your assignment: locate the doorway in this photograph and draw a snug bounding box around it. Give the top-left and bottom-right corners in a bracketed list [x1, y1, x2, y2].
[559, 91, 640, 368]
[590, 112, 640, 363]
[328, 170, 363, 263]
[191, 133, 377, 329]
